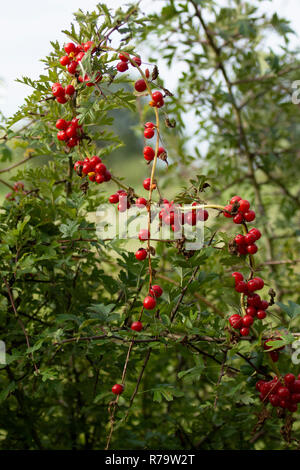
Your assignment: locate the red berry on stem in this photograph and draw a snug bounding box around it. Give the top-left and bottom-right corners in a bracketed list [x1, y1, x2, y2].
[135, 79, 147, 92]
[64, 42, 76, 54]
[240, 327, 250, 336]
[143, 295, 156, 310]
[135, 248, 147, 261]
[235, 234, 245, 245]
[65, 84, 75, 96]
[151, 285, 163, 297]
[238, 199, 250, 213]
[60, 55, 70, 66]
[152, 91, 163, 103]
[144, 128, 155, 139]
[132, 56, 142, 67]
[109, 194, 119, 204]
[230, 195, 241, 204]
[112, 384, 124, 395]
[119, 52, 129, 62]
[247, 244, 258, 255]
[131, 321, 143, 332]
[136, 197, 147, 207]
[138, 229, 150, 241]
[233, 213, 244, 224]
[116, 61, 128, 72]
[56, 119, 68, 130]
[244, 210, 256, 222]
[229, 314, 243, 329]
[256, 310, 266, 320]
[57, 131, 67, 141]
[242, 315, 254, 327]
[67, 61, 78, 74]
[143, 146, 155, 161]
[223, 204, 233, 218]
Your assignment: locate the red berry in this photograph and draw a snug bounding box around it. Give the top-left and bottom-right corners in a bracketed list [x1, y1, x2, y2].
[64, 42, 76, 54]
[144, 128, 155, 139]
[143, 295, 156, 310]
[269, 351, 279, 362]
[284, 374, 296, 386]
[223, 204, 233, 218]
[233, 213, 244, 224]
[232, 272, 243, 283]
[104, 171, 112, 182]
[269, 394, 280, 407]
[95, 163, 107, 174]
[152, 91, 163, 103]
[145, 122, 155, 129]
[67, 61, 78, 74]
[143, 178, 154, 190]
[96, 174, 105, 184]
[136, 197, 147, 207]
[109, 194, 119, 204]
[56, 119, 68, 130]
[151, 285, 163, 297]
[66, 125, 78, 139]
[83, 41, 95, 52]
[57, 130, 67, 141]
[247, 244, 258, 255]
[90, 156, 101, 167]
[244, 210, 256, 222]
[229, 314, 243, 329]
[52, 85, 65, 98]
[116, 61, 128, 72]
[240, 327, 250, 336]
[278, 387, 290, 400]
[132, 56, 142, 67]
[242, 315, 254, 327]
[135, 79, 147, 92]
[234, 234, 245, 245]
[135, 248, 147, 261]
[235, 281, 248, 293]
[247, 279, 260, 292]
[260, 300, 269, 310]
[56, 96, 68, 104]
[249, 228, 261, 240]
[246, 306, 257, 317]
[230, 195, 242, 204]
[65, 84, 75, 96]
[143, 146, 155, 161]
[119, 52, 129, 62]
[138, 229, 150, 241]
[253, 277, 264, 290]
[256, 310, 266, 320]
[244, 232, 256, 244]
[112, 383, 124, 395]
[131, 321, 143, 332]
[238, 245, 248, 255]
[247, 294, 261, 307]
[60, 55, 70, 66]
[67, 137, 79, 148]
[238, 199, 250, 213]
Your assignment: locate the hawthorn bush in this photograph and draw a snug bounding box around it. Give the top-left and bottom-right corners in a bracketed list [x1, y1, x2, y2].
[0, 0, 300, 450]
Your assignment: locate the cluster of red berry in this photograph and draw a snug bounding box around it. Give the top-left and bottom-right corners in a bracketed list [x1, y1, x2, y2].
[116, 52, 141, 73]
[159, 200, 209, 233]
[109, 191, 147, 212]
[60, 42, 95, 76]
[256, 374, 300, 413]
[56, 117, 84, 148]
[229, 272, 269, 336]
[51, 82, 75, 104]
[5, 181, 25, 201]
[223, 195, 255, 224]
[73, 155, 111, 183]
[234, 227, 261, 255]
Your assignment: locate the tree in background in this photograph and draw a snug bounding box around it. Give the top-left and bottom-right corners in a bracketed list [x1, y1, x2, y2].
[0, 0, 299, 450]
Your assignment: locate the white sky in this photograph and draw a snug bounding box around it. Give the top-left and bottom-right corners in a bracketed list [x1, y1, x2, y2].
[0, 0, 299, 118]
